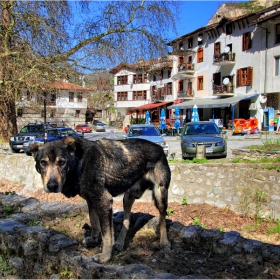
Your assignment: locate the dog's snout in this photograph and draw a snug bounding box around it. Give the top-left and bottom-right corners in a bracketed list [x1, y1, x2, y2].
[46, 179, 59, 192]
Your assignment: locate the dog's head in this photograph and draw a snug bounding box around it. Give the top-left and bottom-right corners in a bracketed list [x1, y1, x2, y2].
[28, 137, 81, 193]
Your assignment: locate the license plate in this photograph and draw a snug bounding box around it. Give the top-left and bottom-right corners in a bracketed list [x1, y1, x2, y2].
[206, 148, 213, 153]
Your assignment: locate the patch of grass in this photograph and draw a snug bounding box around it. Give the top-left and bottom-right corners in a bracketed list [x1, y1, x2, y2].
[59, 267, 74, 279]
[28, 220, 40, 226]
[193, 217, 205, 228]
[166, 207, 174, 217]
[183, 157, 208, 164]
[216, 226, 224, 232]
[268, 220, 280, 235]
[232, 158, 241, 163]
[0, 253, 13, 276]
[182, 196, 187, 206]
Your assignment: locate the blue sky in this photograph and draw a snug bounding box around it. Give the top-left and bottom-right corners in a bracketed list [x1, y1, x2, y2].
[172, 1, 249, 40]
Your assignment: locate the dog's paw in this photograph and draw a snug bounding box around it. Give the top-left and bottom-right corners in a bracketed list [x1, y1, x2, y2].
[113, 241, 124, 252]
[82, 236, 100, 248]
[92, 253, 111, 264]
[160, 240, 171, 250]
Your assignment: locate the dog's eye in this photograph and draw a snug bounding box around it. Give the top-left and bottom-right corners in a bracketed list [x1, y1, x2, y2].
[40, 160, 47, 167]
[58, 160, 66, 166]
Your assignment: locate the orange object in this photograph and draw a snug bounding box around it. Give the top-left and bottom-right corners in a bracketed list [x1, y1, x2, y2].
[233, 118, 259, 134]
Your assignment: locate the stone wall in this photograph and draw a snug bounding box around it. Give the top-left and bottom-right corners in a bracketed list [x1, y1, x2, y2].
[0, 154, 280, 219]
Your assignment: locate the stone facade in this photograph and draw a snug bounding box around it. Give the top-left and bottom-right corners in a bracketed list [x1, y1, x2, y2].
[0, 154, 280, 219]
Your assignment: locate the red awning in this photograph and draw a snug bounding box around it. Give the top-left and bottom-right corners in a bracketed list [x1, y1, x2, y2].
[132, 101, 172, 110]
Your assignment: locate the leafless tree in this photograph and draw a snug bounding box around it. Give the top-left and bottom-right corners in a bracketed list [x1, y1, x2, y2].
[0, 0, 179, 141]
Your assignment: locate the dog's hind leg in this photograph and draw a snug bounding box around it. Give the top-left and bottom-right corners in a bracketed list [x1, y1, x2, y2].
[114, 189, 135, 252]
[153, 184, 170, 249]
[151, 161, 171, 249]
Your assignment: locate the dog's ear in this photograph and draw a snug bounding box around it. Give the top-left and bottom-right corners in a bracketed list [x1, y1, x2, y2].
[63, 136, 84, 158]
[27, 142, 43, 157]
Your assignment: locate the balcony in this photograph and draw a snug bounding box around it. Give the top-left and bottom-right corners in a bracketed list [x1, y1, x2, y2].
[178, 64, 195, 76]
[213, 52, 236, 66]
[213, 84, 234, 97]
[177, 90, 194, 99]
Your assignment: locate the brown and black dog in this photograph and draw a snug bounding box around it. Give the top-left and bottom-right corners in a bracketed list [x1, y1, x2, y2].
[28, 136, 171, 263]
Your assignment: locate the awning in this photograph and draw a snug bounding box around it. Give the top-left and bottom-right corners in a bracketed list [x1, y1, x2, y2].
[133, 101, 172, 110]
[171, 73, 194, 81]
[167, 93, 259, 109]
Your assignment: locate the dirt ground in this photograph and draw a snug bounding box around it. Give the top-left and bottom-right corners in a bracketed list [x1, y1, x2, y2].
[1, 178, 280, 279]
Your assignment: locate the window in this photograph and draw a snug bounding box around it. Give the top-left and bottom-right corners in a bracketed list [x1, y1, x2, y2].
[133, 91, 147, 100]
[178, 80, 184, 91]
[69, 92, 74, 102]
[242, 32, 251, 51]
[50, 109, 55, 118]
[197, 48, 203, 63]
[77, 92, 83, 102]
[166, 83, 172, 95]
[168, 68, 172, 78]
[75, 110, 80, 118]
[214, 42, 220, 55]
[236, 67, 253, 87]
[197, 76, 203, 90]
[226, 23, 233, 35]
[117, 92, 128, 101]
[133, 74, 147, 84]
[17, 108, 23, 117]
[117, 75, 128, 85]
[275, 56, 280, 75]
[26, 91, 31, 101]
[276, 24, 280, 44]
[188, 37, 193, 48]
[178, 56, 184, 65]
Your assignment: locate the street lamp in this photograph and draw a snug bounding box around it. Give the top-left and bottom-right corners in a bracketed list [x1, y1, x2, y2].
[43, 91, 47, 144]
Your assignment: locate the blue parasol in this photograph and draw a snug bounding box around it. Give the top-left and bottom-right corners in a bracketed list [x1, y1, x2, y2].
[191, 104, 200, 122]
[160, 108, 166, 130]
[145, 111, 151, 125]
[174, 107, 181, 130]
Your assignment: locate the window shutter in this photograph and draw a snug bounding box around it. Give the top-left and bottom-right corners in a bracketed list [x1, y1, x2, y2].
[164, 83, 167, 95]
[242, 34, 246, 51]
[246, 67, 253, 85]
[236, 69, 241, 87]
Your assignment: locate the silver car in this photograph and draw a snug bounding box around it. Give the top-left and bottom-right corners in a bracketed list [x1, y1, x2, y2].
[181, 121, 227, 159]
[125, 124, 169, 156]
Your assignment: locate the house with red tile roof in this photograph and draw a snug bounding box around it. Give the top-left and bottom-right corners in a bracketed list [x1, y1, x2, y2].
[16, 80, 93, 129]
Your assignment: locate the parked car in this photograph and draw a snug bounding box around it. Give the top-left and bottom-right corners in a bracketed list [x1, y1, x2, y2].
[9, 123, 52, 153]
[23, 127, 83, 155]
[181, 121, 227, 159]
[124, 124, 169, 157]
[75, 124, 92, 133]
[93, 122, 106, 132]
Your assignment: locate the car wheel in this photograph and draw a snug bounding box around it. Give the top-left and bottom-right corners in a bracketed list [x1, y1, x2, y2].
[25, 152, 32, 156]
[11, 148, 20, 153]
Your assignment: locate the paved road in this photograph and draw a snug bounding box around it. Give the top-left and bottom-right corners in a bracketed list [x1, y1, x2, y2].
[84, 128, 279, 160]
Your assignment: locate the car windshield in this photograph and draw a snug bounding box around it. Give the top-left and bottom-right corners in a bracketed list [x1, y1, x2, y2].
[183, 123, 220, 135]
[20, 126, 42, 133]
[128, 127, 160, 137]
[80, 124, 90, 127]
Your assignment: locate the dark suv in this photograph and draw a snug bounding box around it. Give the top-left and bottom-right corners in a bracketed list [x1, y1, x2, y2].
[9, 123, 50, 153]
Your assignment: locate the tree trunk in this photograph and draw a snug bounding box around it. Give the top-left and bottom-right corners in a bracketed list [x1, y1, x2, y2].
[0, 90, 17, 142]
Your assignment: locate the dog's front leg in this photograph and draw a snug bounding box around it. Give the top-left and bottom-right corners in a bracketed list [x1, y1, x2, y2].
[92, 191, 114, 264]
[82, 200, 101, 247]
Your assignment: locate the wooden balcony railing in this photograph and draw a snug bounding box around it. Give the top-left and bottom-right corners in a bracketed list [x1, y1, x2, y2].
[213, 52, 235, 63]
[213, 84, 234, 95]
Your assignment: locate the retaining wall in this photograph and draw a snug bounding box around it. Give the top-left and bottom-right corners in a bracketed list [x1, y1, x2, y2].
[0, 154, 280, 218]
